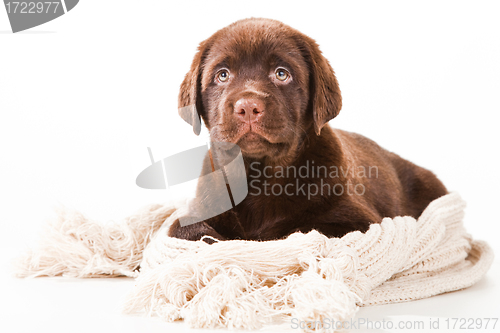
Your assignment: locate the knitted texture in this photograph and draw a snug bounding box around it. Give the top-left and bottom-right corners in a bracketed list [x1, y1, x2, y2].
[16, 193, 494, 331]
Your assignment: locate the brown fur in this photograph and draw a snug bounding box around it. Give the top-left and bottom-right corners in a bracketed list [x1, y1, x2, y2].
[168, 18, 447, 241]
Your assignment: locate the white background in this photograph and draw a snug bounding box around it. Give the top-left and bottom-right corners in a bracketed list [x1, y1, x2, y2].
[1, 1, 499, 332]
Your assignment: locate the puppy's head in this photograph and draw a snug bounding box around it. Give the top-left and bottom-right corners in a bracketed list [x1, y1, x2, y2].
[179, 18, 342, 162]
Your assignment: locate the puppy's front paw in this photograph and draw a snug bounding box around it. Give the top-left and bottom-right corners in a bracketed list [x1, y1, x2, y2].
[168, 219, 226, 242]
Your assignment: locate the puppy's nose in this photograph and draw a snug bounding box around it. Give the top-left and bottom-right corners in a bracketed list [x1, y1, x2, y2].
[234, 98, 264, 123]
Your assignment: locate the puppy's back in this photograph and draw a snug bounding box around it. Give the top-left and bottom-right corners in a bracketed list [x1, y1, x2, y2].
[333, 128, 447, 219]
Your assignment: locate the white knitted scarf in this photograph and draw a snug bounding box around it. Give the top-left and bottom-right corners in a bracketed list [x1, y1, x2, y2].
[16, 192, 494, 331]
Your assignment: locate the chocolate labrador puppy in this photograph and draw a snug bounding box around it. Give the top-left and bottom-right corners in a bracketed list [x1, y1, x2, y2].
[168, 18, 447, 242]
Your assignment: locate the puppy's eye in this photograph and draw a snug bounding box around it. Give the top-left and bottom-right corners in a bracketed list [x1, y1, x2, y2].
[216, 69, 230, 83]
[275, 68, 290, 81]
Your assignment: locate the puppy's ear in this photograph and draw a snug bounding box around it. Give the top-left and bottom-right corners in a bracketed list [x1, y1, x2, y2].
[178, 40, 210, 133]
[300, 36, 342, 135]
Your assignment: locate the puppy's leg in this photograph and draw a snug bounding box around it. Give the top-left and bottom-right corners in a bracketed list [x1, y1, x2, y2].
[168, 210, 245, 243]
[168, 219, 225, 243]
[395, 161, 448, 218]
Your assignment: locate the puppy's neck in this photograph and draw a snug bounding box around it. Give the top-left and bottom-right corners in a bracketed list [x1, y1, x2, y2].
[243, 126, 345, 180]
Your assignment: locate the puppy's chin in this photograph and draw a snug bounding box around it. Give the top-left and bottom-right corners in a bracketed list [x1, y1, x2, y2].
[237, 132, 287, 160]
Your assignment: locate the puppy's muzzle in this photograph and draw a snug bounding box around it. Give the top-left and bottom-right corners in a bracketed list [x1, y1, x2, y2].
[234, 98, 264, 124]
